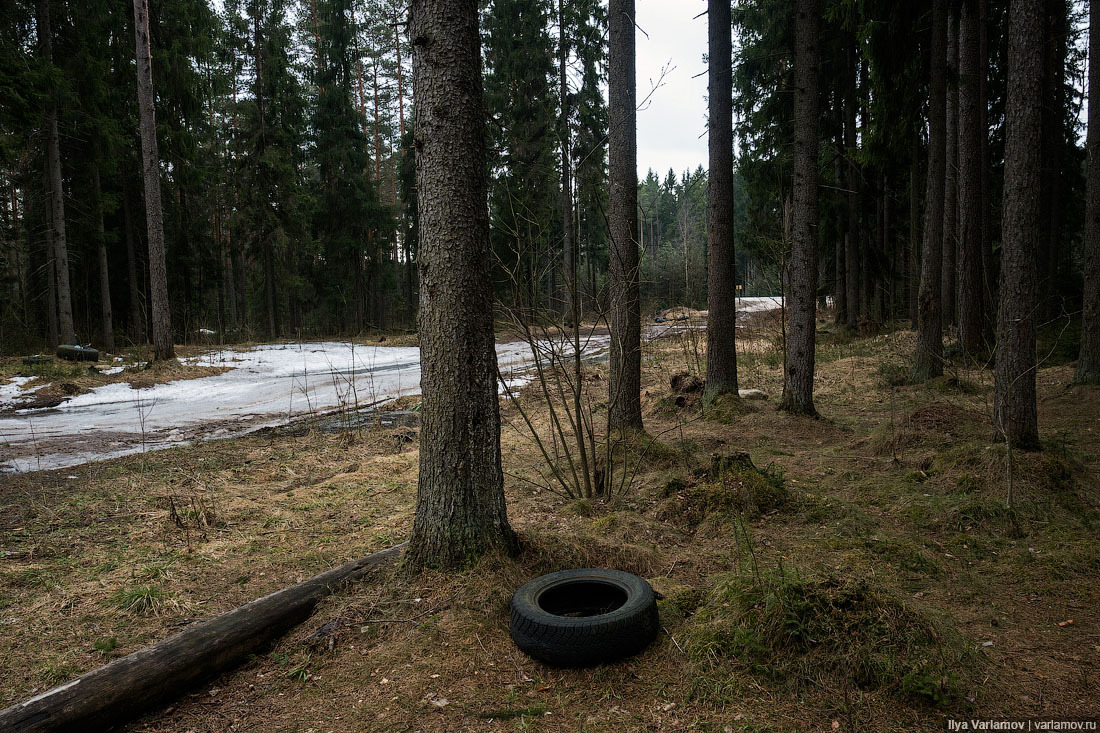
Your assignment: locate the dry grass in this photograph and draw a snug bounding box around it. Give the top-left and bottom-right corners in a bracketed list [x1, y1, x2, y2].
[1, 317, 1098, 731]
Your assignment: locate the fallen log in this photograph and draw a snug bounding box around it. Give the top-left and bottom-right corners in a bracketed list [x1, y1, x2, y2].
[0, 542, 407, 733]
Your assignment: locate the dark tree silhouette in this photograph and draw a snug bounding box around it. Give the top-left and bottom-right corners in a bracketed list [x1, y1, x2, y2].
[778, 0, 820, 417]
[704, 0, 738, 404]
[913, 0, 947, 382]
[608, 0, 642, 431]
[994, 0, 1043, 449]
[133, 0, 175, 360]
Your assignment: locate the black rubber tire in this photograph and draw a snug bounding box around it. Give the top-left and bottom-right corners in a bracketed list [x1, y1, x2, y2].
[509, 568, 659, 667]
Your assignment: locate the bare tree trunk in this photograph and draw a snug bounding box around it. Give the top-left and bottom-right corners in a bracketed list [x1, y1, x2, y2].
[45, 209, 58, 348]
[608, 0, 642, 431]
[956, 0, 983, 357]
[778, 0, 820, 417]
[704, 0, 738, 403]
[394, 5, 406, 143]
[1039, 0, 1066, 320]
[133, 0, 175, 360]
[909, 132, 920, 328]
[559, 0, 575, 324]
[844, 36, 859, 332]
[122, 180, 146, 343]
[942, 8, 958, 331]
[913, 0, 947, 381]
[994, 0, 1042, 449]
[37, 0, 75, 345]
[979, 0, 995, 345]
[94, 166, 114, 352]
[1075, 0, 1100, 384]
[403, 0, 517, 571]
[834, 130, 847, 326]
[254, 11, 277, 339]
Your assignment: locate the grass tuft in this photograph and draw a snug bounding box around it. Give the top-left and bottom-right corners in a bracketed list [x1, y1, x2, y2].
[685, 569, 974, 708]
[660, 452, 789, 524]
[109, 585, 170, 616]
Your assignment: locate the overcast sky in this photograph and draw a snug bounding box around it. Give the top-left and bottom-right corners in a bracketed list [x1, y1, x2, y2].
[634, 0, 709, 180]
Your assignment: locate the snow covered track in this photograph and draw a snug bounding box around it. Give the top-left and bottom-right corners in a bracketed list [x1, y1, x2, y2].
[0, 340, 553, 473]
[0, 297, 782, 473]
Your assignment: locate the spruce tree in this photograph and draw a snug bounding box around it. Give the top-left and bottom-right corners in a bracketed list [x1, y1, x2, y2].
[312, 0, 387, 333]
[483, 0, 557, 310]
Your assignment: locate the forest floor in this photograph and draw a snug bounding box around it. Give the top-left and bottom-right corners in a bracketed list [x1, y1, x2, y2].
[0, 313, 1097, 731]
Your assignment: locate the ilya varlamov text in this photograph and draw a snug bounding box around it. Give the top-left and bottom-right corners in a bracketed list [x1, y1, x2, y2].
[947, 721, 1098, 731]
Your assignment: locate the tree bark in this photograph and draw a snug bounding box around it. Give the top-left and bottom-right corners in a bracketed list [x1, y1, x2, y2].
[45, 208, 58, 348]
[956, 0, 983, 357]
[1075, 0, 1100, 384]
[913, 0, 947, 382]
[978, 0, 995, 345]
[1039, 0, 1066, 320]
[778, 0, 820, 417]
[403, 0, 518, 571]
[122, 180, 146, 343]
[133, 0, 175, 360]
[608, 0, 643, 431]
[37, 0, 75, 346]
[844, 35, 860, 332]
[94, 166, 114, 352]
[909, 131, 921, 328]
[994, 0, 1043, 449]
[559, 0, 576, 325]
[704, 0, 738, 404]
[834, 130, 847, 326]
[942, 8, 958, 331]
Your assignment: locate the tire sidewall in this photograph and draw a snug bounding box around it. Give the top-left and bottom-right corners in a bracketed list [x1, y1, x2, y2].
[510, 568, 654, 629]
[509, 568, 659, 667]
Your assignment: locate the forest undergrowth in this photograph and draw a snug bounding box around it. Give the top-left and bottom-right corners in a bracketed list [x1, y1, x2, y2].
[0, 313, 1097, 731]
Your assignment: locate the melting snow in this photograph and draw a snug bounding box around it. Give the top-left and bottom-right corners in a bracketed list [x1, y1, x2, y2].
[0, 297, 783, 473]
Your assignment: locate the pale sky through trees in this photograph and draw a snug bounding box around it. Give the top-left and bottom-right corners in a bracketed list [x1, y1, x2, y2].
[635, 0, 709, 178]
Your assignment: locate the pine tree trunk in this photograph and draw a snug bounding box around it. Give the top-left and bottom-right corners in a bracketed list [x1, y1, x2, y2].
[994, 0, 1042, 449]
[608, 0, 643, 431]
[942, 8, 958, 331]
[45, 212, 58, 348]
[834, 131, 847, 326]
[264, 236, 277, 337]
[979, 0, 995, 345]
[37, 0, 75, 346]
[913, 0, 947, 382]
[559, 0, 576, 325]
[844, 36, 860, 332]
[778, 0, 820, 417]
[1075, 0, 1100, 384]
[122, 181, 146, 343]
[1039, 0, 1065, 320]
[956, 0, 983, 357]
[133, 0, 175, 360]
[94, 166, 114, 352]
[704, 0, 738, 403]
[909, 132, 921, 329]
[403, 0, 518, 571]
